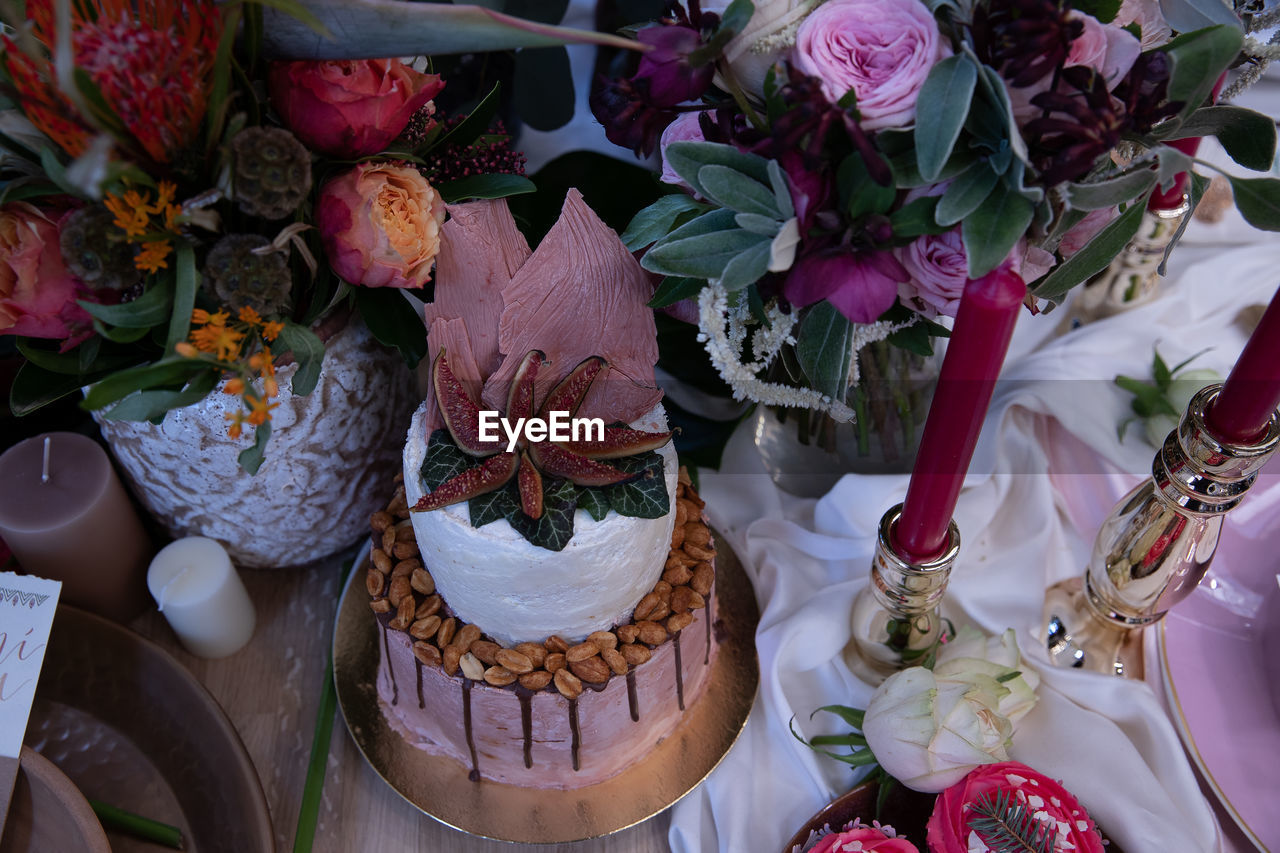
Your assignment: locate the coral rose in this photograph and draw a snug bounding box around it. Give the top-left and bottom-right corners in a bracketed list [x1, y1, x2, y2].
[794, 0, 948, 131]
[317, 163, 447, 289]
[0, 203, 93, 344]
[269, 59, 443, 158]
[926, 761, 1105, 853]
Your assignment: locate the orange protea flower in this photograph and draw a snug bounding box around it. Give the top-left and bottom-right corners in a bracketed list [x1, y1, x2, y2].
[1, 0, 222, 162]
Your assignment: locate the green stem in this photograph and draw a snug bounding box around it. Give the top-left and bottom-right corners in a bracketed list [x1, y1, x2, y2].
[90, 801, 184, 850]
[718, 62, 766, 131]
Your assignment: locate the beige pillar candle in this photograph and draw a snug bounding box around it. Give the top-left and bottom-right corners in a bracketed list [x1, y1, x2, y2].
[0, 432, 151, 622]
[147, 538, 255, 658]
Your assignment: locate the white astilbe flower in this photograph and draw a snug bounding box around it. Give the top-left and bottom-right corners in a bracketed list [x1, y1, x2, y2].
[847, 318, 918, 387]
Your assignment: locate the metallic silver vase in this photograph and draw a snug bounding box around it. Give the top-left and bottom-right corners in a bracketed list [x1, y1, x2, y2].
[1043, 384, 1280, 677]
[846, 503, 960, 684]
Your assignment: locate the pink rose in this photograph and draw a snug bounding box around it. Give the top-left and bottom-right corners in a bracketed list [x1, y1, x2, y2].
[0, 203, 93, 344]
[269, 59, 444, 158]
[786, 248, 907, 323]
[897, 228, 967, 318]
[317, 162, 447, 289]
[659, 112, 706, 190]
[809, 822, 918, 853]
[794, 0, 948, 131]
[1067, 13, 1140, 89]
[926, 761, 1105, 853]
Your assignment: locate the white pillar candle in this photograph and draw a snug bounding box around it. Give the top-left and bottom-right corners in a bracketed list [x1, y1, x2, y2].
[146, 538, 255, 658]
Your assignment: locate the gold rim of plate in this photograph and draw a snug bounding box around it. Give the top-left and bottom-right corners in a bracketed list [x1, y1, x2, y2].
[332, 531, 761, 844]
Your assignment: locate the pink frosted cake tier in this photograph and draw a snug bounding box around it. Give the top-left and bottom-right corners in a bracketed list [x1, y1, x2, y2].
[366, 476, 721, 789]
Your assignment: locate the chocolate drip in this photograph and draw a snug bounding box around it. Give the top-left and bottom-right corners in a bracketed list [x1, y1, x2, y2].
[415, 659, 424, 709]
[518, 689, 534, 769]
[381, 622, 398, 706]
[568, 698, 581, 772]
[674, 629, 685, 711]
[462, 680, 480, 782]
[704, 601, 712, 665]
[626, 670, 640, 722]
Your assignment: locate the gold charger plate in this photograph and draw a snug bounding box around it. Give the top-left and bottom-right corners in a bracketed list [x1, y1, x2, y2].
[332, 531, 760, 844]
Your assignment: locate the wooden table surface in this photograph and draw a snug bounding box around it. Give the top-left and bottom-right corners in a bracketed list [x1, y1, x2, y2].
[130, 549, 672, 853]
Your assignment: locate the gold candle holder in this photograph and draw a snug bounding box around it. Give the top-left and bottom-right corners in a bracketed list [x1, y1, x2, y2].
[846, 503, 960, 685]
[1042, 384, 1279, 677]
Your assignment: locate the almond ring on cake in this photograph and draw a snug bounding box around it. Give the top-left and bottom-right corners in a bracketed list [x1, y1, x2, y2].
[367, 469, 719, 789]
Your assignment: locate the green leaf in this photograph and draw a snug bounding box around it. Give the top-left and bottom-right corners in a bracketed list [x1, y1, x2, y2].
[717, 0, 754, 34]
[1158, 0, 1240, 35]
[577, 488, 612, 522]
[166, 243, 197, 353]
[514, 46, 574, 131]
[1158, 172, 1210, 273]
[240, 0, 331, 37]
[419, 82, 500, 156]
[9, 361, 109, 415]
[1166, 105, 1277, 171]
[973, 62, 1028, 164]
[419, 429, 475, 490]
[1064, 169, 1158, 211]
[604, 452, 670, 519]
[889, 196, 950, 239]
[961, 179, 1035, 278]
[915, 54, 978, 183]
[1073, 0, 1122, 21]
[622, 194, 708, 251]
[719, 241, 771, 291]
[103, 370, 220, 421]
[936, 161, 1000, 226]
[1228, 175, 1280, 231]
[642, 214, 768, 280]
[277, 322, 325, 396]
[238, 420, 273, 475]
[470, 481, 522, 528]
[808, 732, 868, 747]
[507, 479, 579, 551]
[1153, 348, 1172, 388]
[81, 359, 208, 411]
[890, 145, 977, 188]
[1032, 197, 1148, 301]
[79, 279, 173, 328]
[888, 317, 947, 357]
[437, 173, 536, 203]
[39, 147, 81, 197]
[0, 179, 66, 205]
[735, 212, 782, 236]
[811, 704, 866, 729]
[698, 164, 782, 217]
[840, 154, 897, 220]
[648, 276, 706, 308]
[1162, 25, 1243, 114]
[15, 338, 137, 376]
[767, 159, 795, 219]
[206, 2, 242, 150]
[663, 141, 771, 198]
[353, 287, 429, 368]
[795, 303, 854, 403]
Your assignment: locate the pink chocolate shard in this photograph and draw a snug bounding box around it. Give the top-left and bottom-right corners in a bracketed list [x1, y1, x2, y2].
[425, 200, 532, 379]
[422, 317, 484, 435]
[481, 189, 661, 424]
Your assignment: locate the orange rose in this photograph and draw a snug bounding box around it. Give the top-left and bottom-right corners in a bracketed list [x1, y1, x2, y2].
[317, 163, 446, 289]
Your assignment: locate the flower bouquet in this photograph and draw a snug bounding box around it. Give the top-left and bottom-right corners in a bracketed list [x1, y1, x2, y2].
[592, 0, 1280, 472]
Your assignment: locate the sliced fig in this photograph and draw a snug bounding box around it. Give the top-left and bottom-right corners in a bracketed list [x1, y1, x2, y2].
[529, 442, 635, 487]
[517, 452, 543, 519]
[538, 356, 606, 419]
[505, 350, 545, 422]
[555, 426, 672, 459]
[434, 349, 503, 456]
[411, 452, 519, 513]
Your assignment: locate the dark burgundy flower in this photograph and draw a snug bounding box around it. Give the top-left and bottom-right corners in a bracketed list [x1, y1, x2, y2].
[589, 74, 679, 158]
[634, 25, 715, 108]
[1024, 66, 1126, 185]
[972, 0, 1083, 88]
[1112, 52, 1183, 133]
[779, 151, 832, 231]
[784, 247, 906, 323]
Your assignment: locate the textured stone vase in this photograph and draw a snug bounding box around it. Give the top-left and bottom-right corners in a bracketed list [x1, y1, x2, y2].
[95, 314, 418, 568]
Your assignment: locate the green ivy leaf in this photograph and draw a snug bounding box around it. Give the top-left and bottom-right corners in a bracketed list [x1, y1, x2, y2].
[419, 429, 474, 490]
[604, 452, 669, 518]
[470, 481, 522, 528]
[508, 479, 579, 551]
[577, 488, 612, 522]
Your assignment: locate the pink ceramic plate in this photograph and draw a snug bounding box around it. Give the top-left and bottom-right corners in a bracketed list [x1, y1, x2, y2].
[1158, 493, 1280, 853]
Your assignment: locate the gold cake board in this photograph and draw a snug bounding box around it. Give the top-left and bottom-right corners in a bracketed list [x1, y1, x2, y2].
[332, 532, 760, 843]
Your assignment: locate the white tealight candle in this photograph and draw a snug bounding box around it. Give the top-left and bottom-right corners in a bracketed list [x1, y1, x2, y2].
[147, 538, 255, 658]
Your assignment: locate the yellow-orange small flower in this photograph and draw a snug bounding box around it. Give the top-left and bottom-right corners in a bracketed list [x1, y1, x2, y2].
[135, 241, 173, 273]
[238, 306, 263, 327]
[223, 377, 246, 395]
[262, 321, 284, 342]
[248, 347, 276, 378]
[192, 308, 211, 324]
[263, 375, 279, 398]
[192, 322, 245, 361]
[246, 394, 279, 427]
[174, 342, 198, 358]
[225, 409, 247, 439]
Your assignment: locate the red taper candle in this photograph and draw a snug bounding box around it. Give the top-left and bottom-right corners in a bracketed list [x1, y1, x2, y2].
[895, 269, 1027, 560]
[1205, 284, 1280, 443]
[1149, 73, 1227, 211]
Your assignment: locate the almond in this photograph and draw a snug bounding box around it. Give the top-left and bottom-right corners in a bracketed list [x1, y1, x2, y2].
[587, 631, 618, 652]
[554, 668, 583, 699]
[460, 652, 485, 681]
[519, 671, 553, 691]
[662, 564, 693, 586]
[388, 596, 415, 631]
[442, 645, 462, 676]
[667, 612, 694, 633]
[632, 592, 662, 622]
[691, 562, 714, 597]
[371, 548, 392, 574]
[370, 511, 393, 533]
[484, 666, 517, 687]
[409, 615, 441, 640]
[470, 640, 501, 666]
[387, 575, 412, 608]
[566, 641, 600, 663]
[413, 641, 441, 667]
[366, 567, 385, 598]
[683, 542, 715, 562]
[436, 617, 457, 649]
[415, 594, 442, 620]
[570, 656, 610, 684]
[602, 647, 628, 676]
[369, 599, 391, 614]
[621, 643, 651, 666]
[637, 620, 667, 646]
[544, 635, 570, 653]
[545, 653, 567, 674]
[617, 624, 640, 645]
[495, 649, 534, 674]
[392, 541, 419, 560]
[514, 642, 547, 668]
[453, 624, 481, 650]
